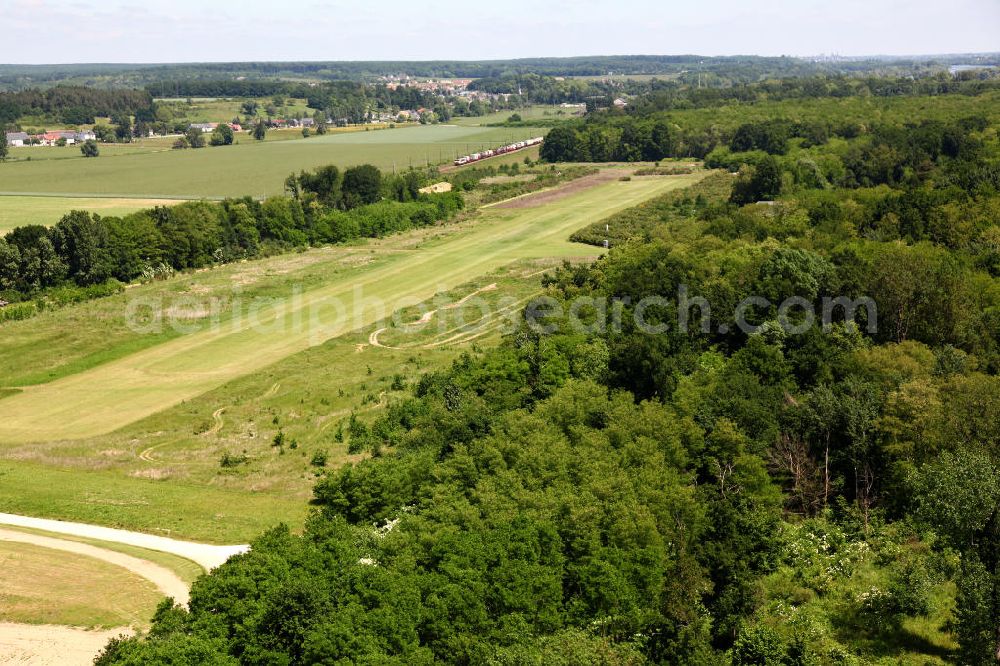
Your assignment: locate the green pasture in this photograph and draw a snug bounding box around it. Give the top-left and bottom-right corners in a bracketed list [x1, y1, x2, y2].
[0, 125, 547, 198]
[0, 172, 699, 441]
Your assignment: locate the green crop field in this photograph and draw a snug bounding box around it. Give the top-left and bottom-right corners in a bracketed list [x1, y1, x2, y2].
[0, 124, 547, 199]
[0, 196, 185, 232]
[0, 172, 704, 541]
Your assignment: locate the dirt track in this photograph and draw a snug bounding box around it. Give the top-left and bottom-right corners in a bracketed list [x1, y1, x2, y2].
[0, 526, 189, 665]
[0, 528, 189, 604]
[0, 513, 249, 664]
[0, 513, 248, 570]
[0, 623, 129, 666]
[491, 169, 633, 209]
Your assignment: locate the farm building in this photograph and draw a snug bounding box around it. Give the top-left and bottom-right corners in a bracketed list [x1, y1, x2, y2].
[190, 123, 217, 133]
[5, 131, 28, 147]
[4, 130, 93, 146]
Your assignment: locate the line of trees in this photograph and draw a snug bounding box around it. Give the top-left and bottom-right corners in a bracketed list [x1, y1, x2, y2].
[0, 164, 461, 311]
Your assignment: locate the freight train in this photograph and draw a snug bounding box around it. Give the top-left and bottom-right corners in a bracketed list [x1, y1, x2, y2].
[452, 136, 544, 167]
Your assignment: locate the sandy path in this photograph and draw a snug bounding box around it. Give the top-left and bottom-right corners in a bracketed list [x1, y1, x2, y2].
[0, 528, 189, 605]
[0, 513, 248, 570]
[0, 623, 129, 666]
[0, 524, 194, 665]
[0, 514, 248, 664]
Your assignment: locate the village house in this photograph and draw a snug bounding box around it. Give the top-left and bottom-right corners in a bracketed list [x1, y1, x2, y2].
[189, 123, 217, 133]
[37, 131, 80, 146]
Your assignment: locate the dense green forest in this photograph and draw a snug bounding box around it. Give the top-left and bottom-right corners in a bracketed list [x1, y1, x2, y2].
[540, 76, 1000, 161]
[0, 86, 155, 125]
[95, 80, 1000, 664]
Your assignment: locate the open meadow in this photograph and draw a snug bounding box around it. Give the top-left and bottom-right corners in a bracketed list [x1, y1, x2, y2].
[0, 124, 548, 199]
[0, 196, 184, 232]
[0, 171, 705, 541]
[449, 104, 573, 126]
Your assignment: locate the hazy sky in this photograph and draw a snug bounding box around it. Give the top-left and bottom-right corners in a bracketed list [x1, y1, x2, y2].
[1, 0, 997, 63]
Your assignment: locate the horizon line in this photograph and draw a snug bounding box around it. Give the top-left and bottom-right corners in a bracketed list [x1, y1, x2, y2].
[2, 51, 999, 68]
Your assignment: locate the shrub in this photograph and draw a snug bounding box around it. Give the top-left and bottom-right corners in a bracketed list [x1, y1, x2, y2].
[731, 625, 787, 665]
[0, 301, 37, 323]
[220, 452, 249, 468]
[310, 450, 328, 468]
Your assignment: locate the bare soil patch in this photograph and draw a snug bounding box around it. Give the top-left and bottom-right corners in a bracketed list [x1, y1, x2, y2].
[492, 169, 633, 209]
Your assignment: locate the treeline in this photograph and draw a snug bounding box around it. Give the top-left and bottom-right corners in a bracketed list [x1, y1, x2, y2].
[147, 80, 317, 99]
[633, 73, 1000, 113]
[0, 86, 154, 125]
[469, 72, 630, 105]
[541, 117, 681, 162]
[0, 165, 462, 312]
[537, 75, 1000, 164]
[6, 54, 999, 91]
[1, 81, 454, 130]
[542, 94, 996, 167]
[470, 71, 1000, 111]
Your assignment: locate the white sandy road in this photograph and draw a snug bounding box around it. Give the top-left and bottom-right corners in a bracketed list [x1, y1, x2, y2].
[0, 528, 189, 604]
[0, 513, 248, 570]
[0, 513, 249, 665]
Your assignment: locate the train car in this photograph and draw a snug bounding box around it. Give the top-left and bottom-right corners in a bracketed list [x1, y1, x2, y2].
[452, 136, 545, 167]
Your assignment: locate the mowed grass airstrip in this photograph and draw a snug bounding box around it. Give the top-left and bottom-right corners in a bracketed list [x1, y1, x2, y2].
[0, 124, 546, 199]
[0, 172, 705, 541]
[0, 173, 701, 441]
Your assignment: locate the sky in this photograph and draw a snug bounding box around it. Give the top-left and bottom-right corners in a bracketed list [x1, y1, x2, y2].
[1, 0, 998, 63]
